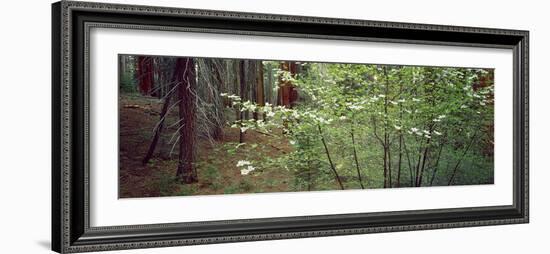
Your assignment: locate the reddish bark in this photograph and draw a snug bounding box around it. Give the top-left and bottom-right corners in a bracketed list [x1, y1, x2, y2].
[141, 59, 186, 165]
[278, 62, 299, 107]
[254, 62, 265, 120]
[174, 58, 198, 184]
[474, 69, 495, 157]
[239, 60, 246, 143]
[136, 56, 154, 95]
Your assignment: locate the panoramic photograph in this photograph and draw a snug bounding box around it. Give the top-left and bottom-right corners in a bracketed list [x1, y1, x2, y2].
[118, 55, 494, 198]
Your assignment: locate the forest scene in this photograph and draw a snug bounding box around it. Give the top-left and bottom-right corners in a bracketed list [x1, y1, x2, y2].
[118, 54, 494, 198]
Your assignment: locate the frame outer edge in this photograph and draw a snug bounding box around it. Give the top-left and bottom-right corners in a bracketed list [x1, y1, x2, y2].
[61, 1, 73, 253]
[66, 0, 527, 36]
[57, 1, 530, 252]
[523, 31, 530, 223]
[51, 1, 62, 253]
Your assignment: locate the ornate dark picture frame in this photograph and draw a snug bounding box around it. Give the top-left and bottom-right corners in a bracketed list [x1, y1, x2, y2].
[52, 1, 529, 253]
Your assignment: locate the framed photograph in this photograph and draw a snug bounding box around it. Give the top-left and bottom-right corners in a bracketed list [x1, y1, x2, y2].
[52, 1, 529, 253]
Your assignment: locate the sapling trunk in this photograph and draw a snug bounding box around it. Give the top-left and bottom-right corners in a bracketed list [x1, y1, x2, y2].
[402, 138, 415, 187]
[317, 124, 344, 190]
[397, 133, 403, 187]
[142, 91, 173, 165]
[448, 133, 478, 185]
[350, 125, 365, 189]
[429, 141, 445, 186]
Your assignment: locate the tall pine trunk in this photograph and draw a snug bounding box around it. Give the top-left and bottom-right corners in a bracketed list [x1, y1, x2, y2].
[175, 58, 198, 184]
[255, 61, 265, 120]
[137, 56, 154, 95]
[277, 62, 298, 108]
[238, 60, 246, 143]
[266, 65, 273, 105]
[210, 59, 225, 140]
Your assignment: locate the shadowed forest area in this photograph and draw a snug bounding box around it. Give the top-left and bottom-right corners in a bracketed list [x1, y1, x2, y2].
[118, 55, 494, 198]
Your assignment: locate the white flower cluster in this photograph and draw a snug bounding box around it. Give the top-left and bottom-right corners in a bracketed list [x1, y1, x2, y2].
[232, 118, 273, 133]
[433, 114, 446, 122]
[222, 92, 339, 132]
[236, 160, 256, 175]
[227, 94, 241, 101]
[406, 127, 442, 139]
[240, 126, 250, 132]
[240, 166, 256, 175]
[316, 116, 333, 125]
[236, 160, 251, 167]
[349, 104, 364, 110]
[276, 70, 296, 83]
[241, 101, 257, 112]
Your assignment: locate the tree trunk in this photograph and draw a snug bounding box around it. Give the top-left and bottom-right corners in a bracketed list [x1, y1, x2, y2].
[266, 65, 273, 105]
[277, 62, 298, 108]
[417, 138, 431, 187]
[137, 56, 154, 95]
[175, 58, 198, 184]
[141, 59, 182, 164]
[429, 141, 445, 186]
[317, 124, 344, 190]
[417, 73, 437, 186]
[414, 142, 423, 186]
[396, 81, 404, 187]
[238, 60, 246, 143]
[383, 67, 391, 188]
[397, 133, 403, 187]
[142, 91, 173, 165]
[402, 137, 415, 186]
[245, 61, 253, 120]
[255, 61, 265, 120]
[448, 133, 478, 185]
[119, 55, 126, 76]
[387, 140, 392, 187]
[211, 59, 225, 140]
[350, 125, 365, 189]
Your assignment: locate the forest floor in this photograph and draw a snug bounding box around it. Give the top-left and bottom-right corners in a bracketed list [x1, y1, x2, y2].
[119, 94, 299, 198]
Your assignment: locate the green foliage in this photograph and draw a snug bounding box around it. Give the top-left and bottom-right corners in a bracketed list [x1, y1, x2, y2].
[201, 164, 223, 190]
[154, 170, 178, 196]
[177, 184, 198, 196]
[223, 185, 240, 194]
[221, 63, 494, 190]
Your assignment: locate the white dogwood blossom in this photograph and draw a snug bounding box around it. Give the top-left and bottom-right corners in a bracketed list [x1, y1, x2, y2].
[236, 160, 251, 167]
[240, 165, 256, 175]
